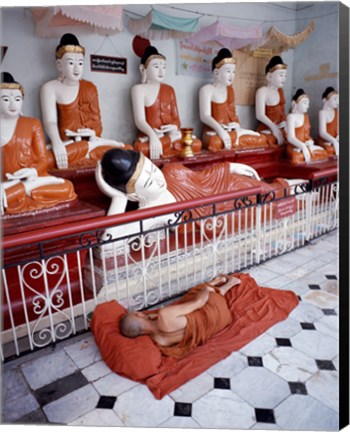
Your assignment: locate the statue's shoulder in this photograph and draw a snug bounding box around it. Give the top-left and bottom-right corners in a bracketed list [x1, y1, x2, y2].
[80, 79, 98, 91]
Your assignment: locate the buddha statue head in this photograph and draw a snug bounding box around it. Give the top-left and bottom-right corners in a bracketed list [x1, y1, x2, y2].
[139, 46, 166, 84]
[322, 87, 339, 109]
[100, 149, 167, 203]
[55, 33, 85, 85]
[265, 56, 288, 89]
[212, 48, 236, 87]
[291, 89, 310, 114]
[0, 72, 24, 119]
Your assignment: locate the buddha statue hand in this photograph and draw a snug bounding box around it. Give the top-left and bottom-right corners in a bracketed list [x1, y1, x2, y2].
[278, 121, 286, 129]
[52, 140, 69, 169]
[224, 122, 240, 131]
[89, 136, 125, 148]
[23, 176, 65, 195]
[150, 135, 163, 159]
[229, 163, 260, 180]
[6, 167, 38, 181]
[235, 128, 260, 146]
[299, 144, 311, 162]
[218, 129, 232, 149]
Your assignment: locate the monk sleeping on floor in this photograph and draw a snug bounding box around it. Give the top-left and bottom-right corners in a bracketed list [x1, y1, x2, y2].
[120, 274, 241, 359]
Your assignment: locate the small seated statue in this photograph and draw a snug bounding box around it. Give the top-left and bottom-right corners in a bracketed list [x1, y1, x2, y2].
[131, 46, 202, 160]
[40, 33, 128, 169]
[256, 56, 288, 145]
[1, 72, 76, 215]
[96, 148, 290, 247]
[286, 89, 328, 164]
[318, 87, 339, 157]
[199, 48, 269, 152]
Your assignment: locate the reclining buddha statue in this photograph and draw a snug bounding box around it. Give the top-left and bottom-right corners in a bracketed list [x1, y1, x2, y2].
[256, 56, 288, 146]
[286, 89, 328, 164]
[131, 46, 202, 160]
[1, 72, 76, 215]
[199, 48, 269, 152]
[40, 33, 129, 169]
[318, 87, 339, 157]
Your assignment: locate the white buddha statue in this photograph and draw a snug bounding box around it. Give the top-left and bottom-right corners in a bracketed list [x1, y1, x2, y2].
[40, 33, 128, 170]
[1, 72, 76, 215]
[131, 45, 202, 160]
[286, 89, 328, 164]
[255, 55, 288, 146]
[318, 87, 339, 157]
[199, 48, 269, 152]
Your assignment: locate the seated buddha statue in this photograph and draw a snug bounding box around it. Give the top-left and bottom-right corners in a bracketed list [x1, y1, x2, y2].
[318, 87, 339, 157]
[131, 46, 202, 160]
[256, 56, 288, 146]
[96, 148, 291, 246]
[199, 48, 269, 152]
[40, 33, 129, 170]
[286, 89, 328, 164]
[1, 72, 76, 215]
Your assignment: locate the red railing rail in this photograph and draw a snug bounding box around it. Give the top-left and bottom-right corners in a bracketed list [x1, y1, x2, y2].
[2, 186, 263, 250]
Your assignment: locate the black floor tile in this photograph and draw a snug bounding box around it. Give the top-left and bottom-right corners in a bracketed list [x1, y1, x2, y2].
[322, 308, 337, 316]
[96, 396, 117, 409]
[288, 382, 308, 395]
[276, 338, 292, 347]
[316, 359, 336, 371]
[34, 370, 88, 407]
[174, 402, 192, 417]
[325, 275, 337, 280]
[214, 377, 231, 389]
[297, 295, 302, 301]
[255, 408, 276, 423]
[248, 356, 263, 367]
[308, 284, 321, 290]
[300, 322, 316, 330]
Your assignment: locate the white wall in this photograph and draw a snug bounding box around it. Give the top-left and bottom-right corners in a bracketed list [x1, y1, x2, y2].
[1, 3, 338, 144]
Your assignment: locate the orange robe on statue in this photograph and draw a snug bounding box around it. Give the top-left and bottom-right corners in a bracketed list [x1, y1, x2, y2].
[162, 162, 289, 233]
[2, 117, 76, 215]
[257, 88, 286, 146]
[202, 86, 270, 152]
[286, 114, 328, 164]
[317, 109, 338, 156]
[134, 84, 202, 159]
[156, 284, 232, 359]
[47, 80, 131, 169]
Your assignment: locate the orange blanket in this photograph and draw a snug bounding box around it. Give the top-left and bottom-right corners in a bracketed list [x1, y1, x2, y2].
[91, 273, 298, 400]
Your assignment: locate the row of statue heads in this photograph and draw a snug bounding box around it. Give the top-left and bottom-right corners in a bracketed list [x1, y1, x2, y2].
[1, 33, 339, 217]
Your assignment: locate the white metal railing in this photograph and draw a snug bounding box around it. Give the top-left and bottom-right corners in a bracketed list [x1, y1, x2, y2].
[1, 179, 339, 360]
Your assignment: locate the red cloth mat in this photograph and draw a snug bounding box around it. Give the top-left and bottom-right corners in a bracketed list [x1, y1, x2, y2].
[91, 273, 299, 400]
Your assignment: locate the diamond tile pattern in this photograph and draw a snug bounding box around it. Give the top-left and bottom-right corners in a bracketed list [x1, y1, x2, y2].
[2, 231, 339, 430]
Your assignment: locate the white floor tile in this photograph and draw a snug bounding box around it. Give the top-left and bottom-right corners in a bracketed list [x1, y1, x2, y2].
[314, 315, 339, 340]
[306, 370, 339, 412]
[192, 389, 255, 429]
[274, 394, 339, 430]
[69, 408, 124, 426]
[240, 333, 276, 357]
[291, 330, 338, 360]
[231, 367, 290, 408]
[113, 384, 174, 427]
[2, 393, 39, 422]
[93, 372, 138, 397]
[267, 317, 302, 338]
[169, 371, 213, 403]
[289, 302, 324, 323]
[82, 360, 112, 382]
[302, 290, 338, 309]
[159, 416, 202, 428]
[43, 384, 100, 424]
[64, 335, 102, 369]
[263, 346, 317, 382]
[20, 349, 77, 390]
[2, 367, 30, 403]
[206, 351, 248, 379]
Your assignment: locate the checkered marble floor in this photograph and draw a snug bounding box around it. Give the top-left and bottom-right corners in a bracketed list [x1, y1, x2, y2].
[2, 230, 339, 429]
